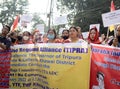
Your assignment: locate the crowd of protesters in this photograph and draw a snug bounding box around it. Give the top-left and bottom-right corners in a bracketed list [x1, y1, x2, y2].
[0, 24, 120, 50]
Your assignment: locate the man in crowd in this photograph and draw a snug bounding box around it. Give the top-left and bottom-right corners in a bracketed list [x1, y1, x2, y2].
[116, 25, 120, 47]
[0, 25, 11, 50]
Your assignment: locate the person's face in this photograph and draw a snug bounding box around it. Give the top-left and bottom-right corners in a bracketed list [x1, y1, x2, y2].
[23, 32, 30, 41]
[97, 74, 104, 86]
[97, 74, 104, 87]
[69, 28, 78, 38]
[11, 32, 17, 39]
[48, 30, 54, 35]
[113, 38, 118, 46]
[62, 31, 69, 37]
[23, 32, 30, 37]
[117, 26, 120, 36]
[10, 32, 18, 43]
[101, 34, 105, 40]
[47, 30, 55, 40]
[34, 32, 42, 39]
[90, 29, 96, 40]
[2, 26, 9, 35]
[77, 27, 81, 34]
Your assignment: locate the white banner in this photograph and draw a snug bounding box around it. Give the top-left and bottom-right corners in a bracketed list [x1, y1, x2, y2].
[0, 23, 3, 33]
[82, 32, 89, 39]
[36, 24, 44, 34]
[102, 9, 120, 27]
[20, 14, 33, 23]
[59, 28, 65, 35]
[54, 15, 68, 25]
[90, 24, 100, 32]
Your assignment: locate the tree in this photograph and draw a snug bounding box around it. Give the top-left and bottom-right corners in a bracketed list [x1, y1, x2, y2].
[31, 13, 47, 33]
[57, 0, 120, 34]
[32, 13, 45, 28]
[0, 0, 29, 26]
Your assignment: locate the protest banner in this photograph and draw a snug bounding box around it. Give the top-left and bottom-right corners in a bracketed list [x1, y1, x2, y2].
[90, 44, 120, 89]
[102, 9, 120, 27]
[36, 24, 45, 34]
[0, 50, 11, 88]
[20, 14, 33, 23]
[54, 15, 68, 25]
[82, 32, 89, 39]
[8, 43, 90, 89]
[0, 23, 3, 33]
[90, 24, 100, 32]
[59, 28, 65, 35]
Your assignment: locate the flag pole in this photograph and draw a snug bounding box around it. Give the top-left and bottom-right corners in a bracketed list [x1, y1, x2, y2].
[114, 25, 117, 38]
[107, 27, 109, 38]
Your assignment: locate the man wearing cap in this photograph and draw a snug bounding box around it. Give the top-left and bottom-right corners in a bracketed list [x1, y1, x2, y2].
[0, 25, 11, 50]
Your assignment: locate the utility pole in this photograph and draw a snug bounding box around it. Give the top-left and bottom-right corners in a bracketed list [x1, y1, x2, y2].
[48, 0, 53, 30]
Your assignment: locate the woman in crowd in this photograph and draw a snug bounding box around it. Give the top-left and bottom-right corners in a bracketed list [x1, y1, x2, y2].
[111, 37, 119, 47]
[116, 25, 120, 47]
[46, 28, 60, 43]
[33, 32, 43, 43]
[22, 31, 33, 44]
[32, 30, 43, 43]
[76, 26, 84, 39]
[87, 27, 101, 44]
[100, 34, 107, 44]
[68, 26, 86, 43]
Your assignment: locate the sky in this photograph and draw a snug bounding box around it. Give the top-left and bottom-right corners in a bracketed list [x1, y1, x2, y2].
[28, 0, 59, 25]
[28, 0, 50, 14]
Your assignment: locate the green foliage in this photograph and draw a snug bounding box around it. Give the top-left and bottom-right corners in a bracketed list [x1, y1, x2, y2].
[0, 0, 28, 26]
[32, 13, 45, 28]
[57, 0, 120, 34]
[31, 13, 47, 33]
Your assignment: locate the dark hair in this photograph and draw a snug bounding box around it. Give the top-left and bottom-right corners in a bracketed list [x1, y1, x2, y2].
[62, 29, 69, 34]
[17, 36, 23, 41]
[3, 25, 10, 31]
[97, 71, 104, 79]
[69, 26, 78, 32]
[47, 28, 57, 39]
[23, 31, 31, 36]
[9, 32, 17, 36]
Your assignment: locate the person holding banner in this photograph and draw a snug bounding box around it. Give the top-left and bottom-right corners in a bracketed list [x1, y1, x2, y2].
[100, 34, 107, 45]
[60, 29, 70, 43]
[0, 25, 11, 50]
[32, 30, 43, 43]
[115, 25, 120, 47]
[76, 26, 84, 39]
[87, 27, 101, 44]
[46, 28, 60, 43]
[68, 26, 86, 43]
[23, 31, 33, 44]
[111, 37, 119, 47]
[92, 71, 105, 89]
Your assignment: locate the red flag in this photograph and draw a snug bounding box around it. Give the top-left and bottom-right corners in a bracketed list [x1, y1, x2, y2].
[11, 15, 19, 31]
[111, 0, 115, 11]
